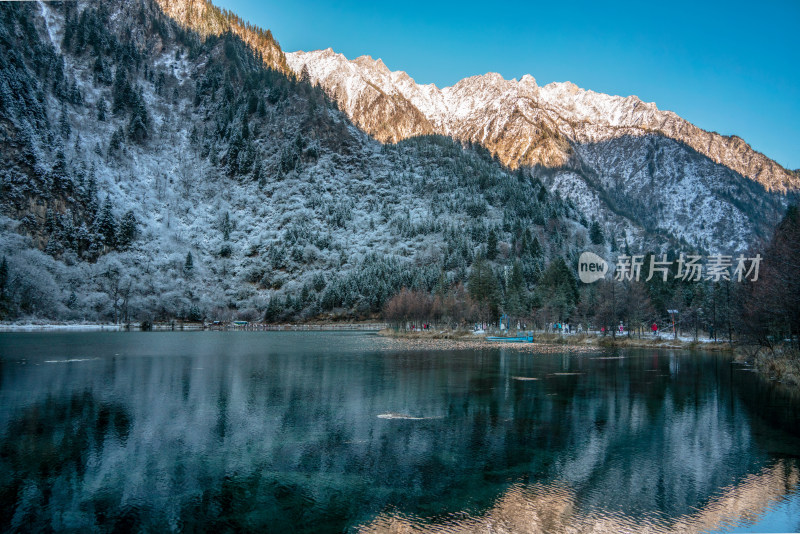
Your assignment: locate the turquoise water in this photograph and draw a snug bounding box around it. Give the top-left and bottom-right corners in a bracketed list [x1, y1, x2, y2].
[0, 331, 798, 533]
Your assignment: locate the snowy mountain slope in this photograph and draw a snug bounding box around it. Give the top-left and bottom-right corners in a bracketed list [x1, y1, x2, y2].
[287, 49, 799, 193]
[0, 0, 604, 322]
[0, 0, 789, 323]
[287, 49, 790, 252]
[153, 0, 289, 74]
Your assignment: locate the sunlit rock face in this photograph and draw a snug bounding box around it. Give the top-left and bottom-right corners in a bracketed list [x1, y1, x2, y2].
[287, 48, 795, 253]
[287, 49, 799, 193]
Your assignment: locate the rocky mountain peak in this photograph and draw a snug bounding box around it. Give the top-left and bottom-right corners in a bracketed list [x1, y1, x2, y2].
[287, 48, 799, 193]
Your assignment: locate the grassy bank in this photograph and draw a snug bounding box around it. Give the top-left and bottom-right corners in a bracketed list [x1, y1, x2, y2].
[379, 329, 734, 352]
[736, 344, 800, 388]
[592, 335, 733, 352]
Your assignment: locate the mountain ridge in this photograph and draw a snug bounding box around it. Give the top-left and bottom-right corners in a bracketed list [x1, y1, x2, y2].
[286, 48, 799, 193]
[154, 0, 289, 74]
[0, 0, 790, 325]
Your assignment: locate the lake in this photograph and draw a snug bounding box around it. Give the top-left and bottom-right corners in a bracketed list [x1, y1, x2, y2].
[0, 331, 798, 533]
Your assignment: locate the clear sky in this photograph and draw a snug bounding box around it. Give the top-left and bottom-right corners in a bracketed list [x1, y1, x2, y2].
[213, 0, 799, 170]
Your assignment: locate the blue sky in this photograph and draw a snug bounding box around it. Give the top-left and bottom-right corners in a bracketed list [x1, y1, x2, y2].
[213, 0, 800, 170]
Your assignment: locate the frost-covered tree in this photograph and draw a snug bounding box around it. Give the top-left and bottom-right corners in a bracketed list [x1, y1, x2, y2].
[94, 202, 117, 250]
[221, 211, 231, 241]
[96, 98, 107, 121]
[184, 252, 194, 277]
[117, 210, 138, 249]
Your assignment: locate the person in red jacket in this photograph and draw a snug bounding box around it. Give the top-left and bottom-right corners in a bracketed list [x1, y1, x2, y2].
[651, 322, 658, 337]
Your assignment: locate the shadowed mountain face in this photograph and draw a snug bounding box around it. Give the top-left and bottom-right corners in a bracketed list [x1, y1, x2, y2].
[546, 134, 786, 252]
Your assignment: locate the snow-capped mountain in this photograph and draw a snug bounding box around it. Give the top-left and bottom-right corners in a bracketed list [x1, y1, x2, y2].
[287, 49, 798, 193]
[286, 48, 795, 252]
[0, 0, 596, 322]
[0, 0, 792, 323]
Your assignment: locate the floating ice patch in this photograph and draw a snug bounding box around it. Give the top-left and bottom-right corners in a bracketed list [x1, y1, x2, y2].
[377, 413, 442, 420]
[43, 358, 101, 364]
[512, 376, 540, 381]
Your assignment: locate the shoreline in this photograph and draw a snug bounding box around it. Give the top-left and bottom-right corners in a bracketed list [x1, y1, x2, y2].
[734, 344, 800, 389]
[0, 322, 734, 353]
[3, 322, 794, 388]
[0, 323, 125, 332]
[0, 321, 388, 332]
[377, 328, 735, 352]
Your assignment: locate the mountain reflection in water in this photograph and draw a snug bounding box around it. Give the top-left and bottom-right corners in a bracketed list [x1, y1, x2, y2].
[0, 332, 798, 533]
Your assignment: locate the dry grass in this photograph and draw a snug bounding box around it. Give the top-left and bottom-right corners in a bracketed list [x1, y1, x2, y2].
[379, 329, 734, 352]
[595, 336, 733, 352]
[377, 328, 474, 340]
[377, 329, 599, 354]
[750, 346, 800, 388]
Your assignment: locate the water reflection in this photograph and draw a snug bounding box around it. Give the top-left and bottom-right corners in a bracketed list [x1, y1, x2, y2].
[362, 462, 799, 533]
[0, 332, 798, 533]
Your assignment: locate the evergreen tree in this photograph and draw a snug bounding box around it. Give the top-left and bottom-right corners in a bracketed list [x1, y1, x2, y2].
[221, 211, 231, 240]
[51, 150, 70, 192]
[0, 256, 8, 319]
[468, 256, 500, 321]
[128, 93, 149, 143]
[184, 251, 194, 276]
[0, 256, 8, 300]
[589, 220, 605, 245]
[187, 304, 203, 322]
[741, 204, 800, 342]
[95, 201, 117, 249]
[76, 223, 91, 254]
[264, 294, 281, 322]
[117, 210, 138, 249]
[45, 208, 57, 234]
[534, 257, 579, 321]
[58, 211, 77, 251]
[109, 127, 123, 153]
[97, 98, 107, 121]
[505, 260, 527, 317]
[59, 107, 71, 139]
[85, 172, 99, 216]
[253, 158, 264, 185]
[487, 228, 498, 260]
[112, 67, 130, 114]
[529, 235, 542, 258]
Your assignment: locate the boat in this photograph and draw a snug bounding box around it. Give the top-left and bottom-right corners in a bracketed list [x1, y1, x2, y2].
[486, 335, 534, 343]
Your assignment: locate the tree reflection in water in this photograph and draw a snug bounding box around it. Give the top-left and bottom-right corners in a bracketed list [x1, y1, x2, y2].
[0, 332, 798, 532]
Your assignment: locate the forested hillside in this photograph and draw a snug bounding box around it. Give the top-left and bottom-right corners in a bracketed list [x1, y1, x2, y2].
[0, 0, 792, 332]
[0, 0, 589, 323]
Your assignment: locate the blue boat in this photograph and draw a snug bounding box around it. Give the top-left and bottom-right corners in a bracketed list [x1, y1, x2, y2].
[486, 335, 534, 343]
